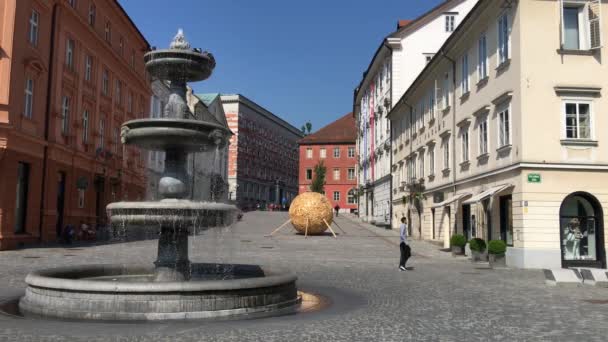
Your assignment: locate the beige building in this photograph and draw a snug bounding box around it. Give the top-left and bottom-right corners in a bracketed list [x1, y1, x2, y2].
[389, 0, 607, 269]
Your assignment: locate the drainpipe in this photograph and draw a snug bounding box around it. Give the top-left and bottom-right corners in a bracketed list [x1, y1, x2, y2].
[440, 51, 457, 247]
[399, 101, 413, 232]
[39, 4, 59, 242]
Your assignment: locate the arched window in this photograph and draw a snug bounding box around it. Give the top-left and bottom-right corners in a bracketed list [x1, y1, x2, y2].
[560, 193, 605, 268]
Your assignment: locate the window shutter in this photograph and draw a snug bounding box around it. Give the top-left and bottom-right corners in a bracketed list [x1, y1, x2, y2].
[588, 0, 602, 49]
[559, 0, 565, 48]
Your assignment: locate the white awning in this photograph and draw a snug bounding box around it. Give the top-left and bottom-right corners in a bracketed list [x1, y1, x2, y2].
[431, 192, 471, 208]
[463, 184, 513, 205]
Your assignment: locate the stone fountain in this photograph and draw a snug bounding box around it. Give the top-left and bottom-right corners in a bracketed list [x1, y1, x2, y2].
[18, 30, 300, 321]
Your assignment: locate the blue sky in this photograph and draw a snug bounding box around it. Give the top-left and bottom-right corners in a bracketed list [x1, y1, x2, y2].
[121, 0, 444, 131]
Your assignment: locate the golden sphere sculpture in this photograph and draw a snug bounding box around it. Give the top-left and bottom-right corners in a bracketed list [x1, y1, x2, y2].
[289, 192, 334, 235]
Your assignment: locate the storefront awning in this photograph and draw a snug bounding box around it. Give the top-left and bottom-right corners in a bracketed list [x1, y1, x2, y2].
[431, 193, 471, 208]
[463, 184, 513, 205]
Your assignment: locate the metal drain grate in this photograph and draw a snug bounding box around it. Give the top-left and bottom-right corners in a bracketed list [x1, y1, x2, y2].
[23, 256, 41, 259]
[63, 254, 77, 257]
[460, 272, 481, 275]
[260, 246, 274, 249]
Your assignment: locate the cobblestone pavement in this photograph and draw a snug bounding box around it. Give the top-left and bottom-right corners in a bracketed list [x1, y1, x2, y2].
[1, 211, 608, 341]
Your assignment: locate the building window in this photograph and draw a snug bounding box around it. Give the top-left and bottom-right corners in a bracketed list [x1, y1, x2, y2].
[443, 73, 450, 109]
[88, 3, 96, 26]
[115, 80, 122, 105]
[419, 153, 424, 179]
[429, 90, 435, 120]
[333, 191, 340, 201]
[445, 14, 455, 32]
[429, 147, 435, 176]
[498, 106, 511, 147]
[14, 162, 30, 234]
[478, 34, 488, 80]
[333, 168, 340, 181]
[24, 78, 34, 119]
[306, 148, 312, 159]
[119, 36, 124, 56]
[461, 54, 469, 94]
[348, 146, 355, 158]
[498, 13, 510, 65]
[105, 21, 111, 43]
[66, 38, 74, 69]
[347, 189, 357, 204]
[306, 168, 312, 180]
[128, 92, 133, 112]
[561, 1, 601, 50]
[78, 189, 85, 209]
[82, 110, 89, 143]
[320, 148, 326, 159]
[102, 69, 109, 95]
[84, 55, 92, 81]
[28, 10, 39, 46]
[348, 168, 355, 180]
[443, 139, 450, 170]
[333, 147, 340, 158]
[564, 101, 591, 139]
[411, 157, 417, 180]
[61, 96, 70, 135]
[461, 128, 469, 162]
[99, 119, 105, 148]
[479, 118, 489, 155]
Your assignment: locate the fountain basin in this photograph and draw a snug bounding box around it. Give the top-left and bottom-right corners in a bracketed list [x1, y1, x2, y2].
[144, 49, 215, 83]
[19, 264, 299, 321]
[121, 119, 229, 152]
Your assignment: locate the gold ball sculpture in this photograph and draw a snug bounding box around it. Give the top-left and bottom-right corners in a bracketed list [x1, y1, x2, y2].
[289, 192, 334, 235]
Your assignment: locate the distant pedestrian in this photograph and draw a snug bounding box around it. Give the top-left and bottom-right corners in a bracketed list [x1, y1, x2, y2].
[399, 217, 411, 271]
[63, 224, 75, 245]
[334, 204, 340, 217]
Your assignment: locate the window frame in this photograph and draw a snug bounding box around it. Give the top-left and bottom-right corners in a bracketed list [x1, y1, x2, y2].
[333, 147, 340, 158]
[102, 68, 109, 95]
[28, 9, 39, 46]
[347, 168, 356, 180]
[461, 128, 469, 162]
[479, 117, 489, 155]
[443, 138, 450, 170]
[82, 109, 89, 144]
[305, 168, 313, 180]
[65, 38, 75, 69]
[461, 53, 470, 94]
[88, 3, 96, 26]
[320, 147, 326, 159]
[348, 146, 355, 158]
[306, 148, 313, 159]
[445, 14, 456, 32]
[24, 77, 34, 119]
[99, 118, 105, 149]
[562, 98, 594, 140]
[429, 147, 435, 176]
[497, 104, 512, 148]
[333, 168, 340, 181]
[61, 96, 70, 135]
[333, 191, 340, 201]
[497, 12, 511, 66]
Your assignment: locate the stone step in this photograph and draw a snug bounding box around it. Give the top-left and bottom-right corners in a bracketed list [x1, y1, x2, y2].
[573, 268, 608, 287]
[543, 268, 583, 287]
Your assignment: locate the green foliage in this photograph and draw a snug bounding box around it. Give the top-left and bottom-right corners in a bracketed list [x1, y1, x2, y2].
[305, 122, 312, 134]
[301, 125, 306, 134]
[469, 238, 486, 252]
[402, 196, 407, 205]
[450, 234, 466, 248]
[488, 240, 507, 255]
[310, 161, 326, 193]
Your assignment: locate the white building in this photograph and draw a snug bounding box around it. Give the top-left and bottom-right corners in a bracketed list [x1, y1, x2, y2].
[354, 0, 477, 227]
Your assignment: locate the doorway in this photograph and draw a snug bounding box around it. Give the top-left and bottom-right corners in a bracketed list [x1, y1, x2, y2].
[95, 176, 105, 226]
[56, 172, 66, 237]
[431, 208, 436, 240]
[560, 192, 605, 268]
[500, 195, 513, 245]
[462, 204, 471, 240]
[14, 162, 30, 234]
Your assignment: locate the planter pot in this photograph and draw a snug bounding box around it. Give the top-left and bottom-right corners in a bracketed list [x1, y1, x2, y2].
[471, 250, 487, 262]
[489, 253, 506, 268]
[451, 246, 464, 256]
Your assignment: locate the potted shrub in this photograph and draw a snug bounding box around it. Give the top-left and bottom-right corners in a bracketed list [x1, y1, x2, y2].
[469, 238, 487, 262]
[450, 234, 466, 256]
[488, 240, 507, 268]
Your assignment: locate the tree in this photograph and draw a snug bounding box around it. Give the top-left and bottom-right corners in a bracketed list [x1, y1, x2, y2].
[301, 125, 306, 134]
[305, 122, 312, 134]
[310, 160, 326, 193]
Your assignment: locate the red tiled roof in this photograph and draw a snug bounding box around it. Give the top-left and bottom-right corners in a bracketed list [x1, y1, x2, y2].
[397, 19, 413, 29]
[299, 113, 356, 145]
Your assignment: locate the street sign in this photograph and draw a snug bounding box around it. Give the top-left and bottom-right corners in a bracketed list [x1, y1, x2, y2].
[527, 173, 541, 183]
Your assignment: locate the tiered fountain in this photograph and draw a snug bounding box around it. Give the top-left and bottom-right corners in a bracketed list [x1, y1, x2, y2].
[18, 30, 300, 321]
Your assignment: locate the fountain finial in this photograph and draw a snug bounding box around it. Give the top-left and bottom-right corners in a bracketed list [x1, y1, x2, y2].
[170, 28, 191, 50]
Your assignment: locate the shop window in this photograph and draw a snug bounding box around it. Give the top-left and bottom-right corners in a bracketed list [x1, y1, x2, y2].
[560, 193, 605, 267]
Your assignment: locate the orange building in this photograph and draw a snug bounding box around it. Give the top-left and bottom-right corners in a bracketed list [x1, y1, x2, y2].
[0, 0, 150, 249]
[298, 113, 358, 213]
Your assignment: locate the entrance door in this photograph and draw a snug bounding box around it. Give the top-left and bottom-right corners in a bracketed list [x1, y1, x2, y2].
[560, 192, 606, 268]
[431, 208, 436, 240]
[95, 176, 105, 226]
[14, 162, 30, 234]
[56, 172, 66, 237]
[462, 204, 471, 240]
[500, 195, 513, 246]
[443, 206, 451, 248]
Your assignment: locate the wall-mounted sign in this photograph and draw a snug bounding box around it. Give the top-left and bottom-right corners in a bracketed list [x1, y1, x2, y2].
[527, 173, 541, 183]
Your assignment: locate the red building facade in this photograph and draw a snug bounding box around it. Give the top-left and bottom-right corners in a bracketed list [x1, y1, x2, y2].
[0, 0, 150, 249]
[298, 113, 357, 212]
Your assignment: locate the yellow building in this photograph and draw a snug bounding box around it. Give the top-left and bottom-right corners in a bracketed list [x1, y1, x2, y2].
[389, 0, 607, 269]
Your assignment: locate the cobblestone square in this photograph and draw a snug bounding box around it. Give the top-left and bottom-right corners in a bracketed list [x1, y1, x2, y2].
[1, 211, 607, 341]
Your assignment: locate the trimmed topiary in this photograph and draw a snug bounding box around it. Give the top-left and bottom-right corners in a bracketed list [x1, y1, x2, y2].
[488, 240, 507, 255]
[450, 234, 466, 248]
[469, 238, 486, 252]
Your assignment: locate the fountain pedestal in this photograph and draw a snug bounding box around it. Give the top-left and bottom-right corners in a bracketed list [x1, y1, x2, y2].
[154, 226, 190, 281]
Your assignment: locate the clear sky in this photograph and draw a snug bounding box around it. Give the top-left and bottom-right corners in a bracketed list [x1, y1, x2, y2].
[120, 0, 444, 132]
